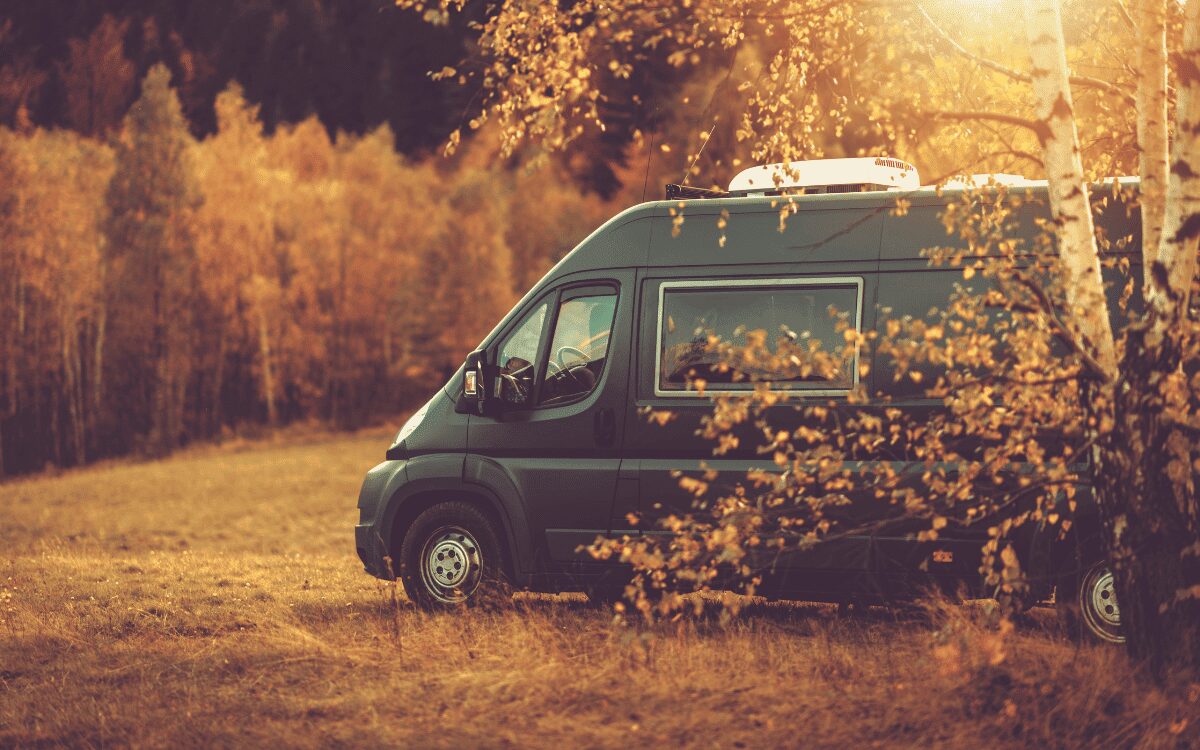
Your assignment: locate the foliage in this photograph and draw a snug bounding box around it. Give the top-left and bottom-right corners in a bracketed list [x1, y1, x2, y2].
[104, 63, 202, 454]
[406, 0, 1143, 185]
[0, 126, 114, 476]
[0, 70, 602, 474]
[0, 2, 477, 155]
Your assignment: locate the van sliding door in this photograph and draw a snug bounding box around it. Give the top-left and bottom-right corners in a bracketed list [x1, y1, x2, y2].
[629, 267, 881, 600]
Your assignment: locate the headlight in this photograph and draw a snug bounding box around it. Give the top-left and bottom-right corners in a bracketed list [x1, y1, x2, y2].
[391, 398, 433, 449]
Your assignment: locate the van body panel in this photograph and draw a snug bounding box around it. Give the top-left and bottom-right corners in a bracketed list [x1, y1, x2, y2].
[465, 268, 637, 565]
[462, 453, 537, 578]
[549, 214, 652, 276]
[404, 452, 466, 482]
[648, 202, 886, 267]
[355, 459, 409, 576]
[625, 206, 888, 598]
[357, 183, 1138, 602]
[398, 389, 468, 455]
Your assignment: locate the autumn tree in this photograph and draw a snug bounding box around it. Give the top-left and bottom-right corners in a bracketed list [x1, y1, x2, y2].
[506, 160, 610, 291]
[322, 126, 416, 427]
[194, 84, 287, 427]
[56, 14, 136, 138]
[0, 59, 607, 478]
[0, 128, 113, 473]
[0, 21, 46, 133]
[1034, 0, 1200, 670]
[103, 64, 201, 454]
[416, 163, 517, 374]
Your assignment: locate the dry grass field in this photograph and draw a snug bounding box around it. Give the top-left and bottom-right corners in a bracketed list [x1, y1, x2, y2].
[1, 427, 1197, 749]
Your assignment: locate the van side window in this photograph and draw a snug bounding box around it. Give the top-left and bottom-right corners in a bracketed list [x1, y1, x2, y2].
[496, 300, 549, 405]
[657, 279, 860, 395]
[538, 288, 618, 406]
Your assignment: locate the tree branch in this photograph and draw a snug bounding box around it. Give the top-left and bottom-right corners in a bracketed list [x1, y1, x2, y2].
[930, 110, 1045, 135]
[1008, 271, 1112, 382]
[916, 3, 1136, 106]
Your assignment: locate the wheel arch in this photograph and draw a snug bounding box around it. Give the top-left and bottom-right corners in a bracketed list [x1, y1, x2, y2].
[383, 477, 533, 586]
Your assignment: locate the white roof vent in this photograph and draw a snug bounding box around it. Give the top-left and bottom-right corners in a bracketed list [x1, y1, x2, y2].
[728, 157, 920, 196]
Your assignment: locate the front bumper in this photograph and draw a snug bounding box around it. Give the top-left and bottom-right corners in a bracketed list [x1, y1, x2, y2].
[354, 459, 409, 579]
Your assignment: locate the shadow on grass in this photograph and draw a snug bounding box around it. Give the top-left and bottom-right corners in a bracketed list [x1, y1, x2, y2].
[283, 580, 1067, 649]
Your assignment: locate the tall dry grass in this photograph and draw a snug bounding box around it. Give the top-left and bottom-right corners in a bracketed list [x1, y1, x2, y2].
[1, 429, 1196, 748]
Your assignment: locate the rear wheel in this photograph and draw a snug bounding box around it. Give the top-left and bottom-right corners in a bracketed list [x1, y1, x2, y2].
[1057, 562, 1125, 644]
[1077, 564, 1124, 643]
[399, 501, 510, 609]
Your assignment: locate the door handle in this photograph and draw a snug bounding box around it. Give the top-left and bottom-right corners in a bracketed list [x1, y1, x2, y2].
[594, 407, 616, 446]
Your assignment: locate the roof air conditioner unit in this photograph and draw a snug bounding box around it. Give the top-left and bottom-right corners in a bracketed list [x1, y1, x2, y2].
[727, 157, 920, 196]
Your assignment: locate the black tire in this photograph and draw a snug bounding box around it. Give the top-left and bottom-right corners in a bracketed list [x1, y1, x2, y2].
[1055, 561, 1125, 644]
[398, 501, 511, 610]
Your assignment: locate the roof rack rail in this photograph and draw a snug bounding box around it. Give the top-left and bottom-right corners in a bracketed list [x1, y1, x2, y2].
[664, 184, 730, 200]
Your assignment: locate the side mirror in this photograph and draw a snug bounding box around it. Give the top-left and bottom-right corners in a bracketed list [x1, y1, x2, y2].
[461, 349, 499, 415]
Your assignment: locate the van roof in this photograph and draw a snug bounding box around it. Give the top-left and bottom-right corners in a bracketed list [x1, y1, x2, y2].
[541, 176, 1138, 290]
[481, 178, 1138, 356]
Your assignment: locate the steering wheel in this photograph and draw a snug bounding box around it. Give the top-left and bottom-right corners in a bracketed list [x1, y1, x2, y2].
[542, 346, 590, 391]
[557, 345, 589, 369]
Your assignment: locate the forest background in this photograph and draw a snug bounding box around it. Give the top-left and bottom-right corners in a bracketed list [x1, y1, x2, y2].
[0, 0, 1121, 476]
[0, 0, 656, 476]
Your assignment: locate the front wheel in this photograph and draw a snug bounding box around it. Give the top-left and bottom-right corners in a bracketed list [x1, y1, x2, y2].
[399, 501, 510, 609]
[1057, 562, 1125, 644]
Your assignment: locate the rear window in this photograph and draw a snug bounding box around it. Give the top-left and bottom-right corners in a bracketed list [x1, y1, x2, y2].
[656, 278, 861, 395]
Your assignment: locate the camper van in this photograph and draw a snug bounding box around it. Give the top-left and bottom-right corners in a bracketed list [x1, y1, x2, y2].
[354, 158, 1135, 644]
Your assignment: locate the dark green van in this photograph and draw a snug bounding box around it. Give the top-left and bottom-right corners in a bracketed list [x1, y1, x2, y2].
[354, 159, 1135, 643]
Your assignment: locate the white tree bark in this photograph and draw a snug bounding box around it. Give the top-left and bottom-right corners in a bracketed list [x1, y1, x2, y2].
[1135, 0, 1169, 284]
[1150, 0, 1200, 324]
[1022, 0, 1118, 378]
[256, 302, 278, 426]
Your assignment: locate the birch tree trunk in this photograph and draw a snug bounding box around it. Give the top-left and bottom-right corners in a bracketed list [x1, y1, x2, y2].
[60, 314, 85, 465]
[256, 303, 278, 426]
[1022, 0, 1118, 378]
[1135, 0, 1169, 284]
[92, 270, 106, 415]
[1102, 0, 1200, 675]
[210, 327, 226, 434]
[1149, 0, 1200, 322]
[1025, 0, 1200, 674]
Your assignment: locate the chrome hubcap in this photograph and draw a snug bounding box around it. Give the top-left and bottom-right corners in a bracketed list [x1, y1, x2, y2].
[1080, 566, 1125, 643]
[420, 526, 483, 603]
[1089, 570, 1120, 627]
[429, 538, 470, 587]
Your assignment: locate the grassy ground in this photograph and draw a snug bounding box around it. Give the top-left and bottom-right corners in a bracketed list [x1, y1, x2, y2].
[1, 429, 1197, 749]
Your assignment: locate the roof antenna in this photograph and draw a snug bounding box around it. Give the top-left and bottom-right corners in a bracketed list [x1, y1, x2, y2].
[640, 126, 656, 204]
[679, 117, 719, 187]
